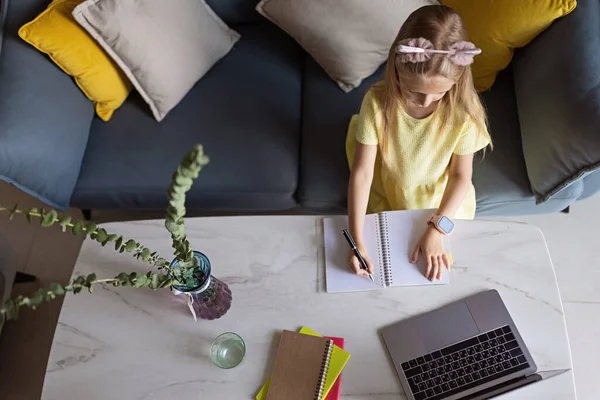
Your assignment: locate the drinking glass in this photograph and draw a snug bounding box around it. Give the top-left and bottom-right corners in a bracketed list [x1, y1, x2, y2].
[210, 332, 246, 369]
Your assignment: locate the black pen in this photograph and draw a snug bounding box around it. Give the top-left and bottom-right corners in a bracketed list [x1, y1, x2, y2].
[342, 229, 375, 282]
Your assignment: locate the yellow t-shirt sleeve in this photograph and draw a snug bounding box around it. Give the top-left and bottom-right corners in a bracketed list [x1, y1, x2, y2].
[355, 90, 383, 146]
[454, 118, 490, 155]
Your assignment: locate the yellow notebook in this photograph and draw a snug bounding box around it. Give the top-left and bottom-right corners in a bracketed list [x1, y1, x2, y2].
[256, 326, 351, 400]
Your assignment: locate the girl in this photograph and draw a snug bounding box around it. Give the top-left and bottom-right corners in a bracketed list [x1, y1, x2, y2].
[347, 5, 491, 282]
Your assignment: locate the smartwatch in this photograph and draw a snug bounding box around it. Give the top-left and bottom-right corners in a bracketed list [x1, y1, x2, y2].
[427, 214, 455, 235]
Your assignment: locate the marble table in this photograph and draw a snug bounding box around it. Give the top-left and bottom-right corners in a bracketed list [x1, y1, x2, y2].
[41, 216, 575, 399]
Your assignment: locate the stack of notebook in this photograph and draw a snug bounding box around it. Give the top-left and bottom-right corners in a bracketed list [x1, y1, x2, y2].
[257, 327, 351, 400]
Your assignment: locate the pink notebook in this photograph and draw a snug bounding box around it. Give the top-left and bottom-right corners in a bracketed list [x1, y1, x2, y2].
[324, 336, 344, 400]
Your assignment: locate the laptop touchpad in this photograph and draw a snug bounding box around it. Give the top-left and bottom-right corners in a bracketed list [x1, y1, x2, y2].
[414, 301, 480, 351]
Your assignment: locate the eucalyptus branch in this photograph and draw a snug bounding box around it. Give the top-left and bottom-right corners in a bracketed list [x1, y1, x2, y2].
[165, 144, 209, 287]
[0, 270, 178, 321]
[0, 206, 169, 269]
[0, 143, 209, 324]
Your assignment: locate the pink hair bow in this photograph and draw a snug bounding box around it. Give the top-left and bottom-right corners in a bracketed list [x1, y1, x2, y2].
[396, 38, 481, 66]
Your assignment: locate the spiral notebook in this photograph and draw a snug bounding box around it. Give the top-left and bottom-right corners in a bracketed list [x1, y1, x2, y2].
[324, 209, 450, 293]
[265, 330, 333, 400]
[257, 327, 350, 400]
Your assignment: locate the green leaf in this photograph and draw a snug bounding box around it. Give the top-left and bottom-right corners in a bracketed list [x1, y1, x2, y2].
[49, 283, 66, 296]
[125, 240, 137, 252]
[41, 210, 58, 228]
[72, 220, 83, 235]
[156, 258, 169, 267]
[95, 229, 108, 243]
[86, 273, 97, 285]
[134, 274, 148, 288]
[107, 234, 118, 242]
[140, 248, 151, 261]
[151, 274, 159, 290]
[85, 222, 97, 234]
[58, 215, 72, 232]
[29, 291, 44, 309]
[5, 300, 18, 321]
[159, 277, 173, 289]
[114, 236, 123, 251]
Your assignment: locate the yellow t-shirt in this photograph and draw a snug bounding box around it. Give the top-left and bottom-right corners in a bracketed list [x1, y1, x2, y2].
[346, 86, 489, 219]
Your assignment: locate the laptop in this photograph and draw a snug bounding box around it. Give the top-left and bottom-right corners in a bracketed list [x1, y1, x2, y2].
[381, 290, 567, 400]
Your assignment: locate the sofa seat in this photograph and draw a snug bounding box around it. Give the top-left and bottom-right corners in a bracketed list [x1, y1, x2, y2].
[71, 24, 304, 211]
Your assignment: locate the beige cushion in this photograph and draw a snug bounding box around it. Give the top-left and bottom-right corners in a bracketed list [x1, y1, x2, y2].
[257, 0, 435, 92]
[73, 0, 240, 121]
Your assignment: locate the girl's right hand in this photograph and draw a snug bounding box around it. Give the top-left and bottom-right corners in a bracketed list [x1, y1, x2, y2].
[348, 245, 374, 277]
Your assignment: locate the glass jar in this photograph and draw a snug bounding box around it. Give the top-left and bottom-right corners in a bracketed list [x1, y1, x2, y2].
[170, 251, 232, 320]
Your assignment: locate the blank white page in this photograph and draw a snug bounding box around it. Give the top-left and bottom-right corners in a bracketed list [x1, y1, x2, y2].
[383, 209, 450, 287]
[324, 215, 384, 293]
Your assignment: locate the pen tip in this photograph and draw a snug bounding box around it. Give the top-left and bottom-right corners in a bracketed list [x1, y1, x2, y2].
[369, 274, 375, 282]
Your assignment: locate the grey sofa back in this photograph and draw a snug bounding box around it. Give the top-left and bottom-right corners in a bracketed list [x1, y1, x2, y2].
[206, 0, 262, 25]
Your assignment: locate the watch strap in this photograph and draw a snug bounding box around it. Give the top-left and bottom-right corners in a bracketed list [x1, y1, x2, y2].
[427, 214, 448, 235]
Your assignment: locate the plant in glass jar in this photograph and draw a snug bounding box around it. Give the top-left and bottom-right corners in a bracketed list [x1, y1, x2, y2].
[0, 144, 231, 326]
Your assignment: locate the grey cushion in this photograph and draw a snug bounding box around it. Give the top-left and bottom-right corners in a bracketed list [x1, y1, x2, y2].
[206, 0, 263, 25]
[298, 56, 384, 213]
[73, 0, 241, 122]
[0, 0, 94, 210]
[475, 68, 583, 216]
[513, 0, 600, 203]
[71, 24, 303, 211]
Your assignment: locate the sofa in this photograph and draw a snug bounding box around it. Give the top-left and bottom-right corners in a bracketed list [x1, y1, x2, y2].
[1, 0, 599, 216]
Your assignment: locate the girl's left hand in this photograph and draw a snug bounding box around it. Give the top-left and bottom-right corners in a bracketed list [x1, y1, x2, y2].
[411, 226, 450, 281]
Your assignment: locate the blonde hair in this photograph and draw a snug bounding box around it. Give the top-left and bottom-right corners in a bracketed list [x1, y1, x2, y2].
[379, 5, 491, 154]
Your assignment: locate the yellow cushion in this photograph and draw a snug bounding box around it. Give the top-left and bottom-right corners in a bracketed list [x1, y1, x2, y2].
[19, 0, 131, 121]
[441, 0, 576, 92]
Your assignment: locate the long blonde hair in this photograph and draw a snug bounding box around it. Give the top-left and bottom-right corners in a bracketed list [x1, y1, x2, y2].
[379, 5, 491, 154]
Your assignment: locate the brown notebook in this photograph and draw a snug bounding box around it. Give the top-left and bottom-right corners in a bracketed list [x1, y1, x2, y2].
[266, 330, 333, 400]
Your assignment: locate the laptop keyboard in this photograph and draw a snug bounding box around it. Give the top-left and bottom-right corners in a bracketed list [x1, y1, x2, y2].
[400, 325, 530, 400]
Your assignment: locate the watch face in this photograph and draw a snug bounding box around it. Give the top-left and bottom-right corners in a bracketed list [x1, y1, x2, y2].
[438, 216, 455, 234]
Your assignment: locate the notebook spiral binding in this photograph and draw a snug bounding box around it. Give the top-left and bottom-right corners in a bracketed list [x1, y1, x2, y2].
[378, 213, 393, 286]
[315, 339, 334, 400]
[374, 215, 384, 286]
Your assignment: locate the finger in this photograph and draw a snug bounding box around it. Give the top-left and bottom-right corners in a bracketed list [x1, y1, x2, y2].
[350, 257, 361, 275]
[437, 255, 444, 280]
[364, 256, 375, 274]
[430, 256, 438, 281]
[425, 253, 432, 278]
[357, 269, 368, 277]
[411, 245, 420, 264]
[442, 253, 451, 270]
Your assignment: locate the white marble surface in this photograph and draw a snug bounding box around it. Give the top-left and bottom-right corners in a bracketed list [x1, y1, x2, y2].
[41, 216, 575, 399]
